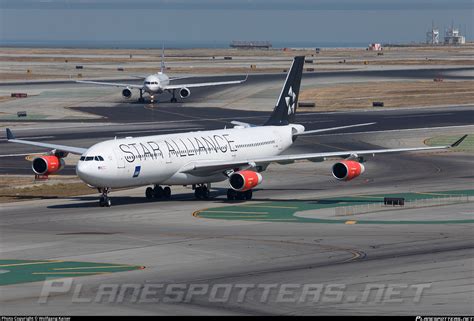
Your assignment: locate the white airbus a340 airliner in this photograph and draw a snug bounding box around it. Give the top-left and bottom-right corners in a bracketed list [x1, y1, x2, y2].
[7, 56, 467, 207]
[76, 49, 247, 103]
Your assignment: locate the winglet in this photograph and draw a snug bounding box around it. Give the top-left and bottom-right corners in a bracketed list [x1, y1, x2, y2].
[6, 128, 15, 140]
[450, 134, 468, 148]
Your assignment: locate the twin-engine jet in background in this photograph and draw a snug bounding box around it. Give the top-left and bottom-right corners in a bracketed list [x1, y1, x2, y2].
[76, 48, 247, 103]
[7, 56, 467, 207]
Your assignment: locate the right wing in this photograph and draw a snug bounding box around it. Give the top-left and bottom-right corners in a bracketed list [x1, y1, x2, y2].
[179, 135, 468, 176]
[76, 80, 143, 89]
[6, 129, 87, 155]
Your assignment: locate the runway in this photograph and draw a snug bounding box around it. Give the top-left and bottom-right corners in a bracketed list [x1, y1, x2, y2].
[1, 66, 473, 87]
[1, 105, 473, 175]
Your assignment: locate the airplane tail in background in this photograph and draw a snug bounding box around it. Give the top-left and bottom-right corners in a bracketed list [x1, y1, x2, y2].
[264, 56, 305, 126]
[160, 45, 165, 73]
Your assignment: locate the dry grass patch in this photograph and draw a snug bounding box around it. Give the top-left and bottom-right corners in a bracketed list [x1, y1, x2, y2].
[299, 80, 474, 111]
[0, 176, 94, 203]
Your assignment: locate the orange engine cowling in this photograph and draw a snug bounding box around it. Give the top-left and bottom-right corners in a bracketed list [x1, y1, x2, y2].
[332, 160, 365, 181]
[32, 156, 65, 175]
[229, 170, 263, 191]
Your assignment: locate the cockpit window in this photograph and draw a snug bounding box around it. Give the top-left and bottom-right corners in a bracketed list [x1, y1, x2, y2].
[98, 156, 104, 161]
[80, 156, 86, 161]
[85, 156, 94, 161]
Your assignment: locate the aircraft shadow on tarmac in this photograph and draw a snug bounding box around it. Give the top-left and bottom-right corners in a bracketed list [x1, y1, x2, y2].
[45, 187, 382, 209]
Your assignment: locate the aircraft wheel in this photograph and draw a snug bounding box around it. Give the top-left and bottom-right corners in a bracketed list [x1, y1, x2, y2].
[170, 97, 178, 103]
[99, 196, 111, 207]
[244, 189, 253, 200]
[153, 186, 164, 199]
[163, 187, 171, 199]
[236, 192, 245, 200]
[202, 187, 210, 199]
[145, 187, 154, 200]
[226, 189, 236, 201]
[138, 97, 145, 103]
[195, 187, 203, 199]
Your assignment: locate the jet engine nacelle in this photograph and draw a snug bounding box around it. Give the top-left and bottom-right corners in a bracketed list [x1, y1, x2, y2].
[122, 88, 132, 99]
[229, 170, 263, 191]
[332, 160, 365, 181]
[32, 155, 65, 175]
[179, 87, 191, 99]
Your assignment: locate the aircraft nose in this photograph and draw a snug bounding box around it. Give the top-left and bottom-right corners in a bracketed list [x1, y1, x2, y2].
[76, 161, 94, 184]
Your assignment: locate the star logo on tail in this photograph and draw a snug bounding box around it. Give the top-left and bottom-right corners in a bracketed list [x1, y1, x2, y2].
[285, 86, 297, 115]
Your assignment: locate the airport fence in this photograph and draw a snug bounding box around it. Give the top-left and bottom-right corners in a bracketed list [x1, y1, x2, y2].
[335, 195, 472, 216]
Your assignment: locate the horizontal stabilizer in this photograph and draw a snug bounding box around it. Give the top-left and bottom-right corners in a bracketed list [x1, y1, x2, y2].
[294, 122, 376, 136]
[231, 121, 257, 128]
[450, 134, 468, 147]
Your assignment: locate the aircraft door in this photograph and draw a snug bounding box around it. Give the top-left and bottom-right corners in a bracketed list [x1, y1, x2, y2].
[275, 130, 284, 151]
[114, 147, 126, 169]
[161, 141, 172, 164]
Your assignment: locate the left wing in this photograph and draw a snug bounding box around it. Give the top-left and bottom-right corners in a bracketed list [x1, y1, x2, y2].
[163, 75, 248, 90]
[180, 135, 468, 175]
[6, 129, 87, 155]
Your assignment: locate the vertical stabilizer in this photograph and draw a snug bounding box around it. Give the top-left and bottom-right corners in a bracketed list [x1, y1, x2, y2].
[264, 56, 305, 126]
[160, 44, 165, 73]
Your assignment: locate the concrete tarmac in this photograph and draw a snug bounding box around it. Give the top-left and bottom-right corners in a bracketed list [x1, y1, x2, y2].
[0, 66, 473, 315]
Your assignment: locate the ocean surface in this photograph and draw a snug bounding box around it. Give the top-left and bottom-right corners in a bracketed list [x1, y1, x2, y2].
[0, 39, 370, 49]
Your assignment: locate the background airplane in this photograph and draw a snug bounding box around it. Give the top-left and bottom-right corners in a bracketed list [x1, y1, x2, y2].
[76, 48, 247, 103]
[6, 56, 467, 207]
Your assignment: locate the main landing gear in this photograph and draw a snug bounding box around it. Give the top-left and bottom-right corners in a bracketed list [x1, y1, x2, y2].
[170, 90, 178, 103]
[226, 189, 253, 201]
[99, 188, 112, 207]
[194, 183, 210, 200]
[146, 185, 171, 200]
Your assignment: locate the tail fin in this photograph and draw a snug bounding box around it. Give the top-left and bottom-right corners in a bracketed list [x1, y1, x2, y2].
[264, 56, 305, 126]
[160, 44, 165, 73]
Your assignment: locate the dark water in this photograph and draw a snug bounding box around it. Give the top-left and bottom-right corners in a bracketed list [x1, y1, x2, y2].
[0, 39, 369, 49]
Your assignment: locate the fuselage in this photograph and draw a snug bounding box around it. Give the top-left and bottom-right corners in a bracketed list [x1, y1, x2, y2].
[143, 73, 170, 94]
[76, 125, 304, 188]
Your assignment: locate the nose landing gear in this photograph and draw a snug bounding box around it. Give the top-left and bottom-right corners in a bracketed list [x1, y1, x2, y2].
[98, 188, 112, 207]
[138, 89, 145, 103]
[170, 90, 178, 103]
